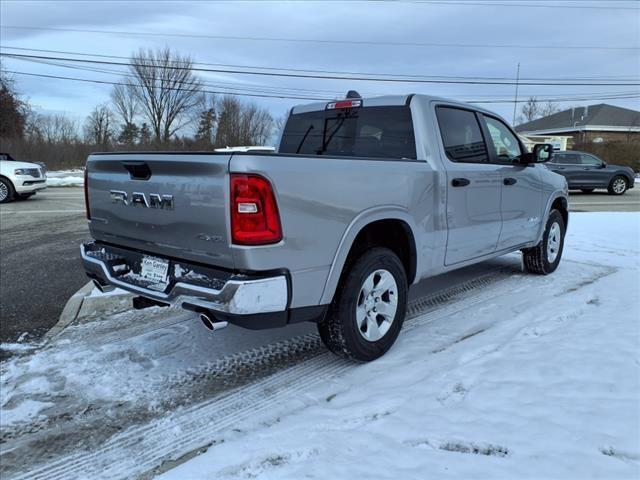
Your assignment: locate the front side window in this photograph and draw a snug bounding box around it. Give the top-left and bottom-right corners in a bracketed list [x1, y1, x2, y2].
[580, 154, 602, 166]
[483, 116, 522, 164]
[279, 106, 416, 160]
[436, 107, 488, 163]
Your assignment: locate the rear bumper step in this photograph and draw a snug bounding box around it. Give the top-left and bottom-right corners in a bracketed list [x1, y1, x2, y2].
[81, 241, 288, 316]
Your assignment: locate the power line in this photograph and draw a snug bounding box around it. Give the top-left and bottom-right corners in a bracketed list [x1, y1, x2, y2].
[2, 46, 638, 82]
[12, 56, 639, 102]
[4, 70, 329, 101]
[7, 69, 640, 104]
[3, 53, 640, 86]
[1, 25, 637, 51]
[13, 56, 348, 97]
[410, 1, 640, 10]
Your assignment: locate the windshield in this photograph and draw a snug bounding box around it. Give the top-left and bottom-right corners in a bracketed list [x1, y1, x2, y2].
[279, 106, 417, 160]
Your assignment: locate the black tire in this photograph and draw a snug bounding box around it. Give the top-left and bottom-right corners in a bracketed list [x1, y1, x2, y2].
[522, 209, 565, 275]
[608, 175, 628, 195]
[317, 247, 408, 362]
[581, 189, 594, 194]
[0, 177, 15, 204]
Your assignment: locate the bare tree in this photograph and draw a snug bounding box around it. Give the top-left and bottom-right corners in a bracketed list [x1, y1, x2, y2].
[84, 103, 115, 145]
[540, 101, 560, 118]
[520, 96, 541, 124]
[110, 82, 138, 125]
[214, 96, 274, 147]
[28, 113, 78, 143]
[214, 96, 242, 147]
[128, 48, 203, 143]
[517, 97, 560, 125]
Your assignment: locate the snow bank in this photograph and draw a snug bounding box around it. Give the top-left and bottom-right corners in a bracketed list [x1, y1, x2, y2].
[161, 212, 640, 480]
[46, 169, 84, 187]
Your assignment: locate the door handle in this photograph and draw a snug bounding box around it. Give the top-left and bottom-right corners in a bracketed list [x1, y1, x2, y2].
[503, 177, 517, 186]
[451, 178, 470, 187]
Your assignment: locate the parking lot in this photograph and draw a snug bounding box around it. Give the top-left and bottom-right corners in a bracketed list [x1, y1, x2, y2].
[1, 186, 639, 347]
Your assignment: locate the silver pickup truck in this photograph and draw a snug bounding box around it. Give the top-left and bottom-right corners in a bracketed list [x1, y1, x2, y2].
[81, 94, 569, 361]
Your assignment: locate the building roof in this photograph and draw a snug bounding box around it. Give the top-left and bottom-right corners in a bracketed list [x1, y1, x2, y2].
[515, 103, 640, 134]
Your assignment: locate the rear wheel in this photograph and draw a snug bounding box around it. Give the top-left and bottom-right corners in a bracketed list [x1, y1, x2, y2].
[522, 209, 565, 275]
[581, 188, 594, 193]
[318, 247, 408, 361]
[608, 176, 628, 195]
[0, 178, 15, 203]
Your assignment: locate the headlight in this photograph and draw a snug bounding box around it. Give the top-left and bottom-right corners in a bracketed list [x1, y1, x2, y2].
[14, 169, 31, 175]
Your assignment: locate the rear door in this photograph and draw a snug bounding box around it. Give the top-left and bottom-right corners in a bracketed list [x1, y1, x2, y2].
[86, 153, 235, 268]
[548, 152, 582, 187]
[435, 106, 502, 265]
[480, 115, 542, 249]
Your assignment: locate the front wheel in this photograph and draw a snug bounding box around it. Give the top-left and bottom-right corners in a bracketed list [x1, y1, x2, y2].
[0, 178, 15, 203]
[318, 247, 408, 362]
[522, 209, 565, 275]
[608, 176, 628, 195]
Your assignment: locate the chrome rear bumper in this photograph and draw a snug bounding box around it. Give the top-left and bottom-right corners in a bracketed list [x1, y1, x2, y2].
[80, 242, 288, 315]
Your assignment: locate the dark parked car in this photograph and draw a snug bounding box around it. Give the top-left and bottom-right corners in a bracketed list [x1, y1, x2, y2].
[547, 151, 635, 195]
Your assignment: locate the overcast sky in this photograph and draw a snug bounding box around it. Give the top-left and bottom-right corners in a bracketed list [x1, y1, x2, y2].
[1, 0, 639, 131]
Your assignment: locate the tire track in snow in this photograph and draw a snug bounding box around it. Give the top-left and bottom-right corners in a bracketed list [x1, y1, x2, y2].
[5, 262, 613, 480]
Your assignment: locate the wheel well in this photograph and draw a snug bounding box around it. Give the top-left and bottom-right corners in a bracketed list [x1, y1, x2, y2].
[551, 197, 568, 229]
[343, 219, 417, 284]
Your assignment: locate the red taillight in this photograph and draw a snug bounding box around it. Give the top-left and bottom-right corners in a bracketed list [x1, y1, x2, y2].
[230, 174, 282, 245]
[84, 167, 91, 220]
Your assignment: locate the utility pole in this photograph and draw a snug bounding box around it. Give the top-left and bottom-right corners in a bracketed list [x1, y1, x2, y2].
[512, 62, 520, 125]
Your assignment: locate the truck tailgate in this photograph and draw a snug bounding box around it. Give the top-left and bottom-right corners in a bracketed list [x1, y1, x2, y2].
[86, 153, 234, 269]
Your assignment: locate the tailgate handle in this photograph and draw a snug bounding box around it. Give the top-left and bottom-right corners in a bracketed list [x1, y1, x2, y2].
[123, 162, 151, 180]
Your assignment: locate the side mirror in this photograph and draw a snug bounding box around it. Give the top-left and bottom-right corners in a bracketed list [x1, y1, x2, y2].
[599, 162, 607, 169]
[533, 144, 553, 163]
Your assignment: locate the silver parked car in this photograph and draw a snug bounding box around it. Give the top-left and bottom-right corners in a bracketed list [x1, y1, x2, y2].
[81, 94, 569, 361]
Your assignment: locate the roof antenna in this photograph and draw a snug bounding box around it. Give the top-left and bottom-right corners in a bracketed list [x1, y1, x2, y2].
[346, 90, 361, 99]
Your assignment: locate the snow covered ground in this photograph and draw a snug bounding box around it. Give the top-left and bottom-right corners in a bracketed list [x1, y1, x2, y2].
[45, 169, 84, 187]
[158, 213, 640, 479]
[1, 213, 638, 480]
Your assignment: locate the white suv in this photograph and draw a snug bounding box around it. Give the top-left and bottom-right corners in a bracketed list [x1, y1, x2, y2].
[0, 153, 47, 203]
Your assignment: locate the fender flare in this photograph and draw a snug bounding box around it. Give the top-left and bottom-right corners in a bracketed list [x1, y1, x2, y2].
[536, 191, 569, 244]
[319, 206, 421, 305]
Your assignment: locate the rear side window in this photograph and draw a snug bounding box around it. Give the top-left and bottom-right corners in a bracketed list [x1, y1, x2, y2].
[279, 106, 416, 160]
[436, 107, 489, 163]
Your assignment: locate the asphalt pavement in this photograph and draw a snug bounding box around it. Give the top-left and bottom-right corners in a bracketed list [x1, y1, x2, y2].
[1, 186, 638, 346]
[0, 188, 89, 345]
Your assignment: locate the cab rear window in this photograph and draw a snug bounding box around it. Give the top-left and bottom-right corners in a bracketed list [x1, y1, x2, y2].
[279, 106, 416, 160]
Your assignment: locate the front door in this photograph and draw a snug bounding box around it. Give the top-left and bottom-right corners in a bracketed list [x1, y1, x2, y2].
[577, 153, 606, 187]
[435, 106, 502, 265]
[480, 115, 543, 249]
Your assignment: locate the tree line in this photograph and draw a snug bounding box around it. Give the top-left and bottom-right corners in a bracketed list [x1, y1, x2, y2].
[0, 48, 276, 170]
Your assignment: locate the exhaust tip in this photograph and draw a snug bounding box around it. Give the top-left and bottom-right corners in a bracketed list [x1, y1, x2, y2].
[200, 313, 214, 331]
[199, 313, 229, 332]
